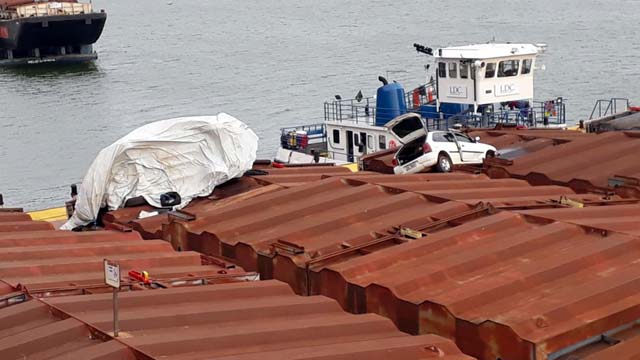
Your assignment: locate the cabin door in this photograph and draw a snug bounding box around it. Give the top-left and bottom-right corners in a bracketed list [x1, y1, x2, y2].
[346, 130, 354, 162]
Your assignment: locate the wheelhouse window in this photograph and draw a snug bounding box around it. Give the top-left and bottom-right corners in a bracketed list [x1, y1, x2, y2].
[367, 135, 374, 149]
[460, 62, 469, 79]
[498, 60, 519, 77]
[379, 135, 387, 149]
[485, 63, 496, 78]
[448, 62, 457, 78]
[332, 129, 340, 144]
[521, 58, 532, 74]
[438, 62, 446, 78]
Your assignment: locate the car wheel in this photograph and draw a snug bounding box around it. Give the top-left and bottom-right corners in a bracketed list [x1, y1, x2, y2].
[436, 153, 452, 173]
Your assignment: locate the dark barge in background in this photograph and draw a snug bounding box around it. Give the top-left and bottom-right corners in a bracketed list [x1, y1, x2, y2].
[0, 0, 106, 65]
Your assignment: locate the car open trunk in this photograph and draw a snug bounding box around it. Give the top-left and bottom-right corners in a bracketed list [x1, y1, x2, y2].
[396, 135, 427, 165]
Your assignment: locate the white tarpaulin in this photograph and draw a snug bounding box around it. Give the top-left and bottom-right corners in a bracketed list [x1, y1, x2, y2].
[62, 114, 258, 230]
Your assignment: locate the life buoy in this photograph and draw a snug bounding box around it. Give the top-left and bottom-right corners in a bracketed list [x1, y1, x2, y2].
[388, 139, 398, 148]
[427, 87, 434, 103]
[412, 89, 420, 108]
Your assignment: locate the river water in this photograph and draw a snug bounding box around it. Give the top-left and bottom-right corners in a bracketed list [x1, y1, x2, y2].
[1, 0, 639, 209]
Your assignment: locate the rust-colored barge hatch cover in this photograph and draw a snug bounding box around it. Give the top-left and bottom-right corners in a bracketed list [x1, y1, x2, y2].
[0, 210, 252, 299]
[0, 280, 474, 359]
[310, 210, 640, 360]
[486, 131, 640, 196]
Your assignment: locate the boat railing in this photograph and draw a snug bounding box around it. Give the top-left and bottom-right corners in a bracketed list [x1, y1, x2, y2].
[15, 2, 92, 18]
[324, 97, 377, 126]
[425, 102, 566, 131]
[405, 80, 437, 109]
[323, 81, 436, 126]
[589, 98, 630, 119]
[280, 123, 327, 150]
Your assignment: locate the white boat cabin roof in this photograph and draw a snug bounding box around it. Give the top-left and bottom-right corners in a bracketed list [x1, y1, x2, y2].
[436, 43, 541, 60]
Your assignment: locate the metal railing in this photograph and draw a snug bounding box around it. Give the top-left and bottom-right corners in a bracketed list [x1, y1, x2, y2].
[323, 81, 436, 126]
[589, 98, 630, 119]
[15, 2, 92, 18]
[324, 97, 377, 125]
[423, 99, 566, 131]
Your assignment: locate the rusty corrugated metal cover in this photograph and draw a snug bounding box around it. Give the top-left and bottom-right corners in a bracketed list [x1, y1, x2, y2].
[518, 203, 640, 236]
[0, 300, 136, 360]
[161, 176, 488, 275]
[0, 211, 252, 297]
[310, 211, 640, 360]
[486, 131, 640, 195]
[102, 167, 353, 238]
[34, 280, 473, 359]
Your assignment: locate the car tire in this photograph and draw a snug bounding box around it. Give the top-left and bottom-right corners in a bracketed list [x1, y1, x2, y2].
[436, 153, 452, 173]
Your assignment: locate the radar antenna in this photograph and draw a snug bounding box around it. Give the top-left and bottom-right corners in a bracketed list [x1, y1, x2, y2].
[413, 43, 433, 56]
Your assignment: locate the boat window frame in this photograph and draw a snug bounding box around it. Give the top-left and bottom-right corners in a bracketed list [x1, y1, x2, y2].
[438, 62, 447, 78]
[485, 62, 497, 78]
[460, 62, 469, 79]
[449, 62, 457, 79]
[498, 59, 520, 77]
[332, 129, 340, 144]
[367, 135, 374, 150]
[379, 135, 387, 149]
[521, 58, 532, 75]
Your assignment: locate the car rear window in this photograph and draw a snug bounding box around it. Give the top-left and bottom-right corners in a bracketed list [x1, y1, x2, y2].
[391, 116, 423, 138]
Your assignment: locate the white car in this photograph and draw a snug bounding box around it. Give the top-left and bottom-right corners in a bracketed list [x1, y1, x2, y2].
[392, 130, 496, 174]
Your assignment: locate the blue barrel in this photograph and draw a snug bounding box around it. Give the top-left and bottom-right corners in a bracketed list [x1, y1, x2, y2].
[375, 82, 407, 126]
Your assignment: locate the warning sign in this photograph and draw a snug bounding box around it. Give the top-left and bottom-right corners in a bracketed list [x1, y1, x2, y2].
[104, 259, 120, 288]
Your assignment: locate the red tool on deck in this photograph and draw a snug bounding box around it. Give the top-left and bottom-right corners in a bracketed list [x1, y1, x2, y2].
[128, 270, 151, 285]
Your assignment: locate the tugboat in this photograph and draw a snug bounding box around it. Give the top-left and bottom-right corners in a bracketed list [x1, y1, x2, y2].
[0, 0, 106, 65]
[276, 42, 567, 165]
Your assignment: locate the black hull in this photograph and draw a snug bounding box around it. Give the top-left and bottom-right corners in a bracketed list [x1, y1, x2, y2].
[0, 12, 107, 50]
[0, 52, 97, 66]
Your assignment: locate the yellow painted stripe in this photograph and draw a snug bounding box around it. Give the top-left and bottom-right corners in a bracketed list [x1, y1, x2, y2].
[342, 163, 359, 172]
[28, 207, 68, 222]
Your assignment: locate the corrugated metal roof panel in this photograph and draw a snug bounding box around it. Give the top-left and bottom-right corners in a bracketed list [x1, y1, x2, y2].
[0, 281, 474, 359]
[0, 211, 252, 297]
[0, 300, 135, 360]
[487, 131, 640, 194]
[0, 220, 54, 232]
[518, 203, 640, 236]
[158, 174, 605, 298]
[0, 211, 32, 222]
[309, 211, 640, 360]
[102, 167, 356, 238]
[162, 176, 492, 275]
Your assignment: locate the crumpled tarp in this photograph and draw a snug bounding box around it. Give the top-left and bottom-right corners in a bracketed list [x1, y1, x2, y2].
[62, 114, 258, 230]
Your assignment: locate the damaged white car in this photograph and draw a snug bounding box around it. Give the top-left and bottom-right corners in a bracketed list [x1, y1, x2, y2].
[392, 130, 496, 174]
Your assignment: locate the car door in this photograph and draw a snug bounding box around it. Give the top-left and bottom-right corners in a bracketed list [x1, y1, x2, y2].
[453, 132, 482, 163]
[438, 132, 463, 163]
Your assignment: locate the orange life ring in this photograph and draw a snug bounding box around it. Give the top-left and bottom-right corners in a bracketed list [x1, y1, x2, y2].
[388, 139, 398, 148]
